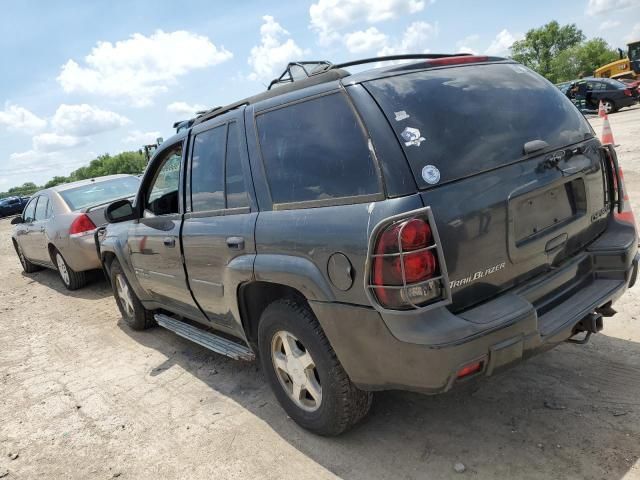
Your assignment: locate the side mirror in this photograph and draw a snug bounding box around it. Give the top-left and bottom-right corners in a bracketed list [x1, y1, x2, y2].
[10, 216, 24, 225]
[105, 199, 136, 223]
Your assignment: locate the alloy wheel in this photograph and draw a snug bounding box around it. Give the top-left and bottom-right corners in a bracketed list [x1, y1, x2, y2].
[271, 330, 322, 412]
[56, 253, 70, 286]
[115, 273, 135, 318]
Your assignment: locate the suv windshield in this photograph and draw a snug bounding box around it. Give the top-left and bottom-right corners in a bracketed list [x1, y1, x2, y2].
[59, 176, 140, 210]
[364, 63, 593, 188]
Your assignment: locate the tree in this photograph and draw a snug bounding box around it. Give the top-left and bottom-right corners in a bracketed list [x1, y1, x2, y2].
[44, 176, 69, 188]
[550, 38, 619, 82]
[511, 21, 585, 82]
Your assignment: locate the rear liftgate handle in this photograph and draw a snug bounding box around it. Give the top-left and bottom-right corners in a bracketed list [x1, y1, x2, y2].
[226, 236, 245, 250]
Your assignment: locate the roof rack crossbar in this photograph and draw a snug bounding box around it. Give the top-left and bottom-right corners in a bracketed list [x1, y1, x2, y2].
[333, 53, 471, 69]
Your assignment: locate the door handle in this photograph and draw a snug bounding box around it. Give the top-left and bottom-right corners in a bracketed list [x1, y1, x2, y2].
[163, 237, 176, 248]
[226, 236, 245, 250]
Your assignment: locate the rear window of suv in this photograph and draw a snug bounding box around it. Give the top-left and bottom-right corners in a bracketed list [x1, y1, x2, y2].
[364, 63, 593, 188]
[256, 92, 380, 205]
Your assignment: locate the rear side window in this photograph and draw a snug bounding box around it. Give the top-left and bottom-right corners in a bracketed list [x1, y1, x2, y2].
[256, 92, 380, 204]
[190, 125, 226, 212]
[34, 196, 49, 221]
[225, 123, 249, 209]
[365, 63, 593, 188]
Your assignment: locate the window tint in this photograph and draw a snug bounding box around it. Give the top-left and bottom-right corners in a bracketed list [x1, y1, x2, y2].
[147, 144, 182, 216]
[190, 125, 225, 212]
[256, 93, 380, 204]
[34, 196, 49, 221]
[365, 63, 593, 188]
[225, 123, 249, 209]
[23, 198, 37, 222]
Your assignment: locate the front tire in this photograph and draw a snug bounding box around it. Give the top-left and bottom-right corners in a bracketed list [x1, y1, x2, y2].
[54, 250, 87, 290]
[258, 299, 372, 436]
[14, 241, 41, 273]
[109, 259, 154, 331]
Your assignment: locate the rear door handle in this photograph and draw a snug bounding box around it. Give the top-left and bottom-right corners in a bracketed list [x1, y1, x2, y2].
[226, 236, 245, 250]
[163, 237, 176, 248]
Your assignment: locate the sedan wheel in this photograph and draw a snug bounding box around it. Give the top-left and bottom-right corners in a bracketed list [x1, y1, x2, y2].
[56, 253, 70, 286]
[53, 250, 87, 290]
[271, 330, 322, 412]
[603, 100, 614, 114]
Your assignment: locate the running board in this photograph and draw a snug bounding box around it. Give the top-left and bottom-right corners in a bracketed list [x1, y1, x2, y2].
[154, 314, 255, 361]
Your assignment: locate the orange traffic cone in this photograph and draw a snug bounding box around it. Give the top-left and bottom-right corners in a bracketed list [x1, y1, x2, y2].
[599, 100, 615, 145]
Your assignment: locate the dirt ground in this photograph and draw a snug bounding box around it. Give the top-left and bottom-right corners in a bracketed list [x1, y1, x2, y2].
[1, 105, 640, 480]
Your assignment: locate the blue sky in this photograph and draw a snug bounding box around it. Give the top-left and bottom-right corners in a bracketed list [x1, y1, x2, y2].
[1, 0, 639, 189]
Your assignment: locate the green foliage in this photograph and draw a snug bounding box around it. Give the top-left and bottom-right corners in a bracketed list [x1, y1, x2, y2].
[511, 21, 585, 82]
[0, 150, 146, 199]
[550, 38, 619, 83]
[510, 21, 622, 83]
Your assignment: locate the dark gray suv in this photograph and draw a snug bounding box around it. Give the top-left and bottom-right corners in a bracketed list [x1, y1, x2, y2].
[98, 54, 639, 435]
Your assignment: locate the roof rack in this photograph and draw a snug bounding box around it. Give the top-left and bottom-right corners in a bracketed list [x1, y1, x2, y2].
[333, 53, 471, 69]
[191, 53, 472, 127]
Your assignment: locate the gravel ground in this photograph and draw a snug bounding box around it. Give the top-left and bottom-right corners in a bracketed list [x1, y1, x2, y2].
[1, 105, 639, 480]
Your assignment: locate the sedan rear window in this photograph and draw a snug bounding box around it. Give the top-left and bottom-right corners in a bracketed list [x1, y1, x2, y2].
[364, 63, 593, 188]
[59, 176, 140, 210]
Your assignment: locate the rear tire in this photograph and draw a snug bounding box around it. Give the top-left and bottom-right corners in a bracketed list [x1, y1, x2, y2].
[14, 241, 41, 273]
[110, 259, 155, 331]
[258, 299, 372, 436]
[602, 99, 617, 114]
[54, 250, 87, 290]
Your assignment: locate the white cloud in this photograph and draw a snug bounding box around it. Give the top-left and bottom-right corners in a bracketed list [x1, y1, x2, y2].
[32, 133, 88, 153]
[0, 104, 47, 132]
[124, 130, 162, 144]
[248, 16, 306, 82]
[377, 21, 437, 56]
[1, 150, 93, 184]
[587, 0, 640, 15]
[167, 101, 208, 117]
[599, 19, 621, 30]
[456, 34, 480, 55]
[310, 0, 428, 45]
[344, 27, 389, 53]
[51, 104, 130, 136]
[485, 29, 521, 56]
[57, 30, 233, 106]
[626, 22, 640, 42]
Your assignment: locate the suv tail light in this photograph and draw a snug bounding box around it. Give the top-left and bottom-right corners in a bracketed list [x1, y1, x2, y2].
[603, 145, 636, 228]
[69, 214, 97, 237]
[367, 208, 451, 311]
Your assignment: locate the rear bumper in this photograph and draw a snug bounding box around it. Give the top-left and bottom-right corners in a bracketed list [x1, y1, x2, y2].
[312, 220, 638, 393]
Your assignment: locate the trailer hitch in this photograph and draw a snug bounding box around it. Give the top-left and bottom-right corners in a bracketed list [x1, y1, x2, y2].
[565, 313, 603, 345]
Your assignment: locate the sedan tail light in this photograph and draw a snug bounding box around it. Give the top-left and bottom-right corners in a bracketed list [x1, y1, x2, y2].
[623, 88, 633, 97]
[367, 208, 451, 311]
[69, 214, 97, 237]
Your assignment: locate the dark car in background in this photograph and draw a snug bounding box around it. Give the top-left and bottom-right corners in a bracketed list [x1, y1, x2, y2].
[0, 196, 29, 218]
[569, 77, 638, 113]
[12, 175, 140, 290]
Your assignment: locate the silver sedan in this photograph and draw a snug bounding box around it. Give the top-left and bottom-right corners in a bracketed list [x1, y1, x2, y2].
[11, 175, 140, 290]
